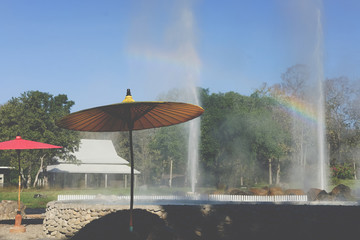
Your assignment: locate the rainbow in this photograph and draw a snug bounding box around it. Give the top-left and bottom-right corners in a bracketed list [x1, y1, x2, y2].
[273, 93, 318, 124]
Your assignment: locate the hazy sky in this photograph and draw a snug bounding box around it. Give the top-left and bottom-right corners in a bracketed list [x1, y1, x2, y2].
[1, 0, 359, 111]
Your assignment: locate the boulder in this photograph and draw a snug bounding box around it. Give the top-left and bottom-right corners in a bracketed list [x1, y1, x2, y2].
[212, 189, 227, 195]
[249, 188, 268, 196]
[284, 189, 305, 195]
[228, 188, 252, 195]
[268, 187, 284, 196]
[307, 188, 322, 201]
[316, 190, 334, 201]
[330, 184, 353, 201]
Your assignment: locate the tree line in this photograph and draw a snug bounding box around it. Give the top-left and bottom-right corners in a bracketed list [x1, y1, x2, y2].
[0, 91, 80, 188]
[113, 66, 360, 189]
[0, 65, 359, 189]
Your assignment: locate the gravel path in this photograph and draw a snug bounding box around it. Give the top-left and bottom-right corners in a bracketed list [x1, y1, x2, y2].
[0, 220, 57, 240]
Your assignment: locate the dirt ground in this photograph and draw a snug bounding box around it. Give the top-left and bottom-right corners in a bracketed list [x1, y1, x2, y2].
[0, 219, 55, 240]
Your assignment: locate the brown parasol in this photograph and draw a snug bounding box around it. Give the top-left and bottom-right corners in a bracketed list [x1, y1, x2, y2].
[0, 136, 62, 233]
[56, 89, 204, 232]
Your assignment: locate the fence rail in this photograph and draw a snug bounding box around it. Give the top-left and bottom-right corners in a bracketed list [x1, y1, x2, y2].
[58, 194, 308, 202]
[58, 195, 97, 201]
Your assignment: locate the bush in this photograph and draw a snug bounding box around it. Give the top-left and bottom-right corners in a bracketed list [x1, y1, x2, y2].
[331, 164, 354, 180]
[331, 177, 341, 186]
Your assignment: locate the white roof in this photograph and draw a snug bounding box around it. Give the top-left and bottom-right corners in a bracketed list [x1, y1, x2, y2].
[73, 139, 129, 164]
[47, 163, 139, 174]
[0, 166, 12, 169]
[47, 139, 140, 174]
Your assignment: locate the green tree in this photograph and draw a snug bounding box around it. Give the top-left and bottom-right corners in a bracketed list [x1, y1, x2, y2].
[200, 89, 240, 188]
[0, 91, 80, 188]
[325, 77, 360, 163]
[243, 91, 289, 185]
[325, 77, 360, 178]
[200, 88, 290, 188]
[149, 125, 187, 186]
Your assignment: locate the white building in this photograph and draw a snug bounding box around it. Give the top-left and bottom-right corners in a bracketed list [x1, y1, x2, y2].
[47, 139, 139, 188]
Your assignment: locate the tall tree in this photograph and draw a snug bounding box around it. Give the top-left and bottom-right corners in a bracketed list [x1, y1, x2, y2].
[273, 65, 315, 186]
[0, 91, 80, 188]
[149, 125, 187, 186]
[325, 77, 360, 167]
[200, 89, 240, 187]
[200, 88, 289, 188]
[280, 64, 309, 97]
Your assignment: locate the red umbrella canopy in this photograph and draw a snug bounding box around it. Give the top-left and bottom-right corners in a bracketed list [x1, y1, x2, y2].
[0, 136, 62, 150]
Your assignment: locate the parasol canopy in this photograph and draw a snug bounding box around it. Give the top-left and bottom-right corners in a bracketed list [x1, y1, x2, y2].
[0, 136, 63, 150]
[56, 98, 204, 132]
[0, 136, 62, 233]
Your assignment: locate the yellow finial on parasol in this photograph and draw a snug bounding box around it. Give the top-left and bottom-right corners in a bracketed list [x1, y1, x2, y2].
[123, 89, 135, 103]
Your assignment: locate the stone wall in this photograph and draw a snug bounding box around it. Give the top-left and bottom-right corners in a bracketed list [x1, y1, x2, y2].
[0, 200, 25, 220]
[44, 201, 360, 239]
[43, 201, 164, 239]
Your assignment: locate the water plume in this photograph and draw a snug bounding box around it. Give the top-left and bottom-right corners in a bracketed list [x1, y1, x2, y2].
[127, 0, 201, 192]
[275, 0, 328, 190]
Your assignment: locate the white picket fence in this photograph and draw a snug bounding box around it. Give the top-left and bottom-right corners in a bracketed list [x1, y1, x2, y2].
[58, 195, 97, 201]
[57, 194, 308, 202]
[208, 194, 307, 202]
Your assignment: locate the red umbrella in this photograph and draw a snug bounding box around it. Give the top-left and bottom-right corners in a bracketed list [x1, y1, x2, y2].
[0, 136, 62, 233]
[0, 136, 63, 150]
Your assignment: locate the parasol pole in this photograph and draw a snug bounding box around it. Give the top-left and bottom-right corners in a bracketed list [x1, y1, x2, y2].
[129, 129, 134, 232]
[123, 89, 136, 232]
[10, 149, 26, 233]
[17, 150, 21, 213]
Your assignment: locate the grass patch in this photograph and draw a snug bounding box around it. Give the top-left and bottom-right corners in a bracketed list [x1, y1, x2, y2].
[0, 187, 131, 208]
[328, 179, 360, 191]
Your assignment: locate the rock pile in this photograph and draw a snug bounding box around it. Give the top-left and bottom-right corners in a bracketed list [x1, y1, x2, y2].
[227, 187, 305, 196]
[0, 200, 25, 220]
[307, 184, 354, 201]
[227, 184, 354, 201]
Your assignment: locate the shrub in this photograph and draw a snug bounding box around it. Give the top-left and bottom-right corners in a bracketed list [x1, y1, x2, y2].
[331, 163, 354, 180]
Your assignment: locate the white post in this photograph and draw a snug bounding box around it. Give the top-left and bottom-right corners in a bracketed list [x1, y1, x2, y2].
[125, 175, 127, 188]
[169, 159, 173, 188]
[269, 158, 272, 185]
[105, 174, 108, 188]
[85, 173, 88, 188]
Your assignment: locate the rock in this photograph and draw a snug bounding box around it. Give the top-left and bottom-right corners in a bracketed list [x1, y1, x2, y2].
[85, 214, 92, 221]
[249, 188, 268, 196]
[307, 188, 322, 201]
[33, 193, 47, 198]
[269, 187, 284, 196]
[330, 184, 354, 201]
[0, 200, 26, 220]
[91, 211, 99, 217]
[212, 189, 226, 194]
[316, 190, 334, 201]
[228, 188, 252, 195]
[284, 189, 305, 195]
